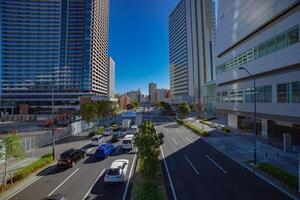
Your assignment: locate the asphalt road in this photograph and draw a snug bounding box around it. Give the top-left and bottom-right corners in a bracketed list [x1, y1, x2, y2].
[153, 115, 294, 200]
[7, 136, 137, 200]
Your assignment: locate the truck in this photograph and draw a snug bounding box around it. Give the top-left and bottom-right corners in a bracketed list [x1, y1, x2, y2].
[122, 119, 131, 130]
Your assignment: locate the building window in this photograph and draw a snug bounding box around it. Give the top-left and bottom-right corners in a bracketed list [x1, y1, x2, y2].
[257, 85, 272, 103]
[216, 92, 221, 103]
[291, 81, 300, 103]
[222, 91, 228, 103]
[245, 88, 254, 103]
[287, 25, 299, 45]
[277, 83, 289, 103]
[275, 33, 286, 50]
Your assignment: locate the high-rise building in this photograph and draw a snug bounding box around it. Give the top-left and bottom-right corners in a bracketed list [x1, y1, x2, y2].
[109, 57, 115, 98]
[0, 0, 109, 111]
[127, 89, 141, 103]
[156, 89, 168, 103]
[149, 83, 157, 104]
[216, 0, 300, 140]
[169, 0, 216, 105]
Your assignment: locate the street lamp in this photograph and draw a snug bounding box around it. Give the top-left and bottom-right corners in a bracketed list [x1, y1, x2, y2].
[239, 67, 257, 167]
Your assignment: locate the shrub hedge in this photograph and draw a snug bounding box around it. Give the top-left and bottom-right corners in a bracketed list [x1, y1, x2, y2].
[89, 127, 104, 137]
[12, 154, 53, 182]
[257, 162, 297, 190]
[221, 127, 230, 133]
[176, 118, 209, 137]
[133, 180, 164, 200]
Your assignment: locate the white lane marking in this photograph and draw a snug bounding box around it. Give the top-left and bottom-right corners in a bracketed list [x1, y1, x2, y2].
[122, 152, 138, 200]
[48, 168, 80, 196]
[115, 145, 122, 153]
[82, 168, 106, 200]
[6, 165, 57, 200]
[86, 148, 93, 154]
[205, 155, 227, 174]
[160, 146, 178, 200]
[184, 155, 199, 175]
[171, 137, 178, 146]
[186, 137, 193, 143]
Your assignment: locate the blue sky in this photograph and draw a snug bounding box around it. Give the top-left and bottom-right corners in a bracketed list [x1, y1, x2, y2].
[109, 0, 179, 95]
[109, 0, 218, 95]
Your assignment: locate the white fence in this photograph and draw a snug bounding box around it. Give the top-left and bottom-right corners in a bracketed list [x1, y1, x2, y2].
[21, 127, 70, 152]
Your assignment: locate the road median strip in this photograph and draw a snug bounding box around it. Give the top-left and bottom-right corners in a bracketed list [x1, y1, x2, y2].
[174, 117, 210, 137]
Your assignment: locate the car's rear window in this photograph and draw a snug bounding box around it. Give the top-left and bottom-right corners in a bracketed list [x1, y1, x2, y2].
[107, 168, 121, 176]
[123, 140, 131, 144]
[96, 149, 104, 154]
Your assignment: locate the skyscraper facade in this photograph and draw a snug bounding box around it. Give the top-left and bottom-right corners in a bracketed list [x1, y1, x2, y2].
[216, 0, 300, 140]
[109, 57, 115, 98]
[0, 0, 109, 111]
[169, 0, 216, 105]
[149, 82, 157, 104]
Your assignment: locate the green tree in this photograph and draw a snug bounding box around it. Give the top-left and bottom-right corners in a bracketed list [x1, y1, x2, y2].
[134, 120, 164, 178]
[80, 103, 97, 126]
[95, 101, 115, 124]
[1, 134, 24, 188]
[177, 102, 191, 119]
[132, 101, 139, 109]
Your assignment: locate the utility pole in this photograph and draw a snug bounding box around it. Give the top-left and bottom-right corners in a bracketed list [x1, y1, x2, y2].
[51, 84, 55, 160]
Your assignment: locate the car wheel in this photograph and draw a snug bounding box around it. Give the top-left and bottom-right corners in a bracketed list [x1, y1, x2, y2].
[83, 153, 86, 158]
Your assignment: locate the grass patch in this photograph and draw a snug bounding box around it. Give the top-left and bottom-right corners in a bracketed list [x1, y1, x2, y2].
[132, 160, 165, 200]
[89, 127, 104, 137]
[175, 117, 209, 137]
[0, 154, 53, 191]
[257, 162, 297, 190]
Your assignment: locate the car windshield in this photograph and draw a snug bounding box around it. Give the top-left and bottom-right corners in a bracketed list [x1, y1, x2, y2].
[107, 168, 121, 176]
[123, 140, 131, 144]
[91, 138, 99, 141]
[105, 128, 111, 131]
[60, 154, 70, 160]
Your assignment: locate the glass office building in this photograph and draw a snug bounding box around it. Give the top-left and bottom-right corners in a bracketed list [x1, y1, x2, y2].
[0, 0, 109, 110]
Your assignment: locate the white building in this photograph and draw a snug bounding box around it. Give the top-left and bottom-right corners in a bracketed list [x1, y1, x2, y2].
[169, 0, 216, 106]
[109, 57, 115, 98]
[216, 0, 300, 142]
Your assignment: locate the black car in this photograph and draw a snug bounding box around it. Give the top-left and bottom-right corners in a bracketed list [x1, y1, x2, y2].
[57, 148, 86, 168]
[42, 194, 67, 200]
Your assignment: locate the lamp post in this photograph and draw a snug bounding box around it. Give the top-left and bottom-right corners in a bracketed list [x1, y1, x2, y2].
[239, 67, 257, 167]
[51, 83, 55, 160]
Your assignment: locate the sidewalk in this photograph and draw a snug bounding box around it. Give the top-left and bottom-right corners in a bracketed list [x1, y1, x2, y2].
[185, 117, 298, 177]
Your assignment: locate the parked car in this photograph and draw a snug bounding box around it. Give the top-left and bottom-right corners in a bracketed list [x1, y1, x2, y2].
[57, 148, 86, 168]
[103, 128, 113, 136]
[129, 125, 139, 135]
[111, 131, 121, 142]
[122, 134, 134, 150]
[104, 159, 129, 183]
[42, 194, 68, 200]
[91, 135, 103, 146]
[95, 143, 114, 159]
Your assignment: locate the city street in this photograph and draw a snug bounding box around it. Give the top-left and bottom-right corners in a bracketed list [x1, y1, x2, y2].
[6, 136, 137, 200]
[153, 115, 294, 200]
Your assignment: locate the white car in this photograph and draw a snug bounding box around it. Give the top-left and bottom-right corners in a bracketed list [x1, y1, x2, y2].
[122, 135, 134, 150]
[103, 128, 112, 136]
[91, 135, 103, 146]
[104, 159, 129, 183]
[129, 125, 139, 135]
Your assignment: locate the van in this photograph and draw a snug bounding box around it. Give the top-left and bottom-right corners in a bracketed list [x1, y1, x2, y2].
[91, 135, 103, 146]
[122, 134, 134, 150]
[130, 125, 139, 135]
